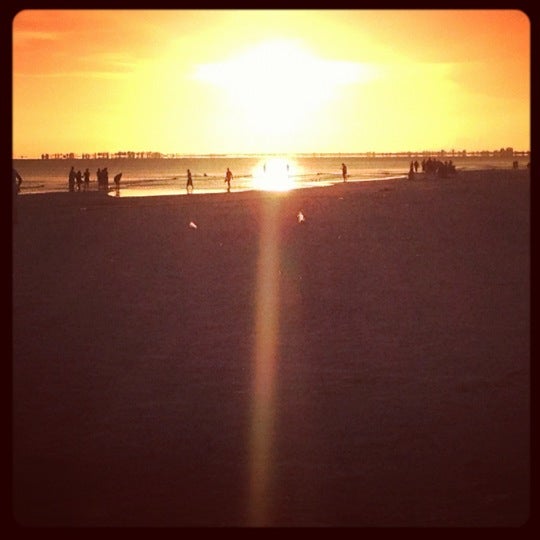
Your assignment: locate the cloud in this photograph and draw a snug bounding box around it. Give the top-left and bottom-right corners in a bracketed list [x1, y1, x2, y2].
[13, 51, 139, 79]
[13, 70, 130, 80]
[80, 52, 139, 71]
[13, 30, 59, 43]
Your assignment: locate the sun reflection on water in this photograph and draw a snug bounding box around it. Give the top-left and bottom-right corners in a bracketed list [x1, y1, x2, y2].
[252, 157, 296, 192]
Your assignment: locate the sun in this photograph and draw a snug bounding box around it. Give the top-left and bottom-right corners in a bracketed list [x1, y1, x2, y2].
[193, 39, 377, 143]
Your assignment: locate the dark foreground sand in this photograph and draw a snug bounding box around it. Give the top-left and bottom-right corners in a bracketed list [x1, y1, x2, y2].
[12, 169, 530, 527]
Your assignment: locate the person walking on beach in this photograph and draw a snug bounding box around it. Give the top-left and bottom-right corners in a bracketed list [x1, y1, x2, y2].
[13, 168, 23, 195]
[13, 168, 23, 224]
[76, 170, 83, 191]
[408, 161, 415, 180]
[186, 169, 193, 193]
[341, 163, 348, 182]
[225, 167, 233, 192]
[68, 166, 76, 192]
[83, 168, 90, 190]
[102, 167, 109, 189]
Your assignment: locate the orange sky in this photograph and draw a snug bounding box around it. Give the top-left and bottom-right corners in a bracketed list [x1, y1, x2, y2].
[12, 9, 530, 157]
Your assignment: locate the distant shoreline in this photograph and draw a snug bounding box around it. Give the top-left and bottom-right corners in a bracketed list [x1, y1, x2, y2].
[13, 150, 530, 161]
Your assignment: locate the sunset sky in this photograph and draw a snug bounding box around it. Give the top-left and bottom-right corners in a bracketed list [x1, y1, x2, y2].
[12, 9, 530, 157]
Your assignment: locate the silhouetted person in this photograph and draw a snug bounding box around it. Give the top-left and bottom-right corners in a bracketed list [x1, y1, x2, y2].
[12, 168, 23, 224]
[341, 163, 348, 182]
[83, 168, 90, 190]
[438, 161, 448, 178]
[408, 161, 415, 180]
[102, 167, 109, 189]
[13, 168, 22, 194]
[225, 168, 233, 192]
[186, 169, 193, 193]
[68, 166, 76, 192]
[76, 170, 83, 191]
[414, 160, 419, 172]
[114, 172, 122, 188]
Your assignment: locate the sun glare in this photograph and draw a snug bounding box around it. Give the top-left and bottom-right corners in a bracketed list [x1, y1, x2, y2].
[252, 157, 296, 192]
[193, 39, 378, 140]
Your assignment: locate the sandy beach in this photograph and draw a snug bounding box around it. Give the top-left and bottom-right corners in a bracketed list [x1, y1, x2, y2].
[12, 169, 530, 527]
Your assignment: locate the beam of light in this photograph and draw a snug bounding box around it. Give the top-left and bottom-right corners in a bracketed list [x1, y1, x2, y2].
[247, 197, 282, 526]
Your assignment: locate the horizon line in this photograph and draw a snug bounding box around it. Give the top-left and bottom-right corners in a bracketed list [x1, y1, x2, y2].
[13, 148, 531, 160]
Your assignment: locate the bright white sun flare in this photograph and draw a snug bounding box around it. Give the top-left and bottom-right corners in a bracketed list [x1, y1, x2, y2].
[193, 39, 377, 140]
[252, 158, 296, 192]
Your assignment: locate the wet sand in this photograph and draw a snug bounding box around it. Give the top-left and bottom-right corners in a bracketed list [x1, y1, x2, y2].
[12, 169, 530, 527]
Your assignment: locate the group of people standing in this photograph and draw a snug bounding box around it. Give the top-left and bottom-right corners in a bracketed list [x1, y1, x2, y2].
[409, 158, 457, 179]
[68, 166, 91, 191]
[68, 166, 122, 191]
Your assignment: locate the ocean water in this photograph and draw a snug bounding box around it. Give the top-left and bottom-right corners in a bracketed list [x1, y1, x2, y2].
[12, 155, 525, 197]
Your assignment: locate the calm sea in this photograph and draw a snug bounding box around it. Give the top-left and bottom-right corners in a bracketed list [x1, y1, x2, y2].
[12, 155, 525, 197]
